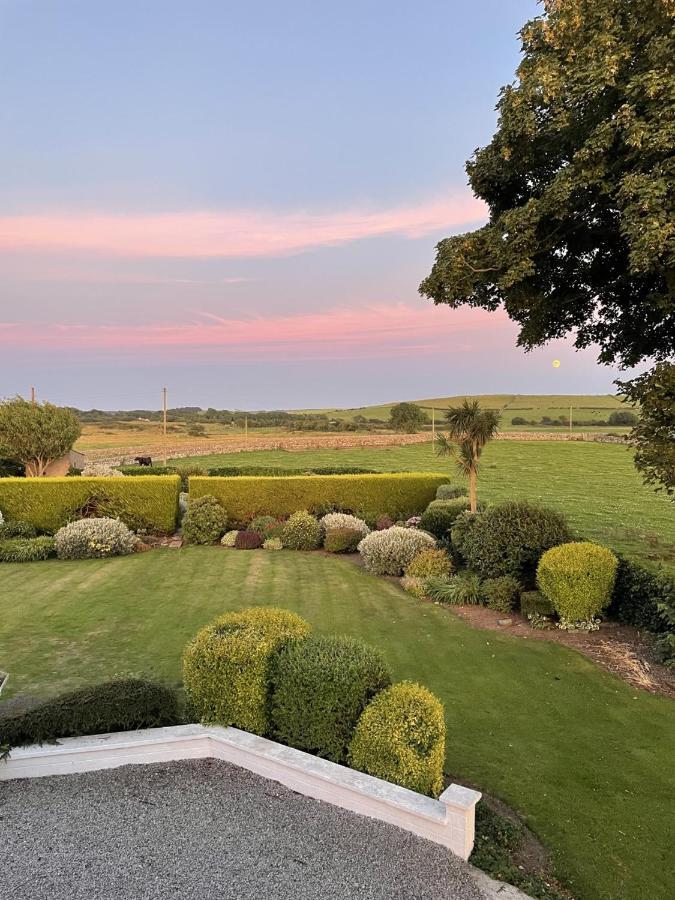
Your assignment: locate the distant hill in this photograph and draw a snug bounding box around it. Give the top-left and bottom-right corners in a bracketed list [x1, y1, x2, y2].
[292, 394, 633, 429]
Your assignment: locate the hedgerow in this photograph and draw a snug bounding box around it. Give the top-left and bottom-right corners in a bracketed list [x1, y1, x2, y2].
[189, 473, 448, 524]
[0, 476, 181, 533]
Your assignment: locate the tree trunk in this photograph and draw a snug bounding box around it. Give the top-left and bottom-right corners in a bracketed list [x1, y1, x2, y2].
[469, 467, 477, 514]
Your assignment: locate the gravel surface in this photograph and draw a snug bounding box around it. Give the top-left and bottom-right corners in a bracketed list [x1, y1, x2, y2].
[1, 759, 485, 900]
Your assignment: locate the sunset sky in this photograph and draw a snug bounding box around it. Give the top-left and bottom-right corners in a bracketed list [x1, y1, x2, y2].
[0, 0, 632, 409]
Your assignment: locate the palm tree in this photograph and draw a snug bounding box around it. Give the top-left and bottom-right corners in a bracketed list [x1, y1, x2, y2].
[436, 401, 500, 513]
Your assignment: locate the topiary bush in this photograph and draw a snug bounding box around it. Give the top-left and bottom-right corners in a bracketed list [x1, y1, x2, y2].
[405, 548, 453, 579]
[0, 536, 55, 563]
[320, 512, 370, 539]
[0, 679, 180, 749]
[235, 530, 263, 549]
[482, 576, 521, 613]
[436, 483, 468, 500]
[54, 517, 136, 560]
[182, 494, 227, 545]
[608, 556, 675, 634]
[280, 510, 323, 550]
[357, 526, 436, 576]
[457, 501, 572, 581]
[270, 635, 392, 763]
[348, 681, 446, 797]
[537, 542, 618, 625]
[419, 498, 472, 539]
[183, 607, 311, 735]
[324, 527, 362, 553]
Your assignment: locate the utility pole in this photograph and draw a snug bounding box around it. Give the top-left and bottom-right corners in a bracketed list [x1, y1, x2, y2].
[162, 387, 168, 465]
[569, 402, 573, 434]
[432, 407, 436, 449]
[245, 414, 248, 444]
[30, 386, 36, 404]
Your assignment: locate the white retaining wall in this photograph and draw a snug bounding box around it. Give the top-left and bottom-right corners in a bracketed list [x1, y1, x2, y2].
[0, 723, 481, 860]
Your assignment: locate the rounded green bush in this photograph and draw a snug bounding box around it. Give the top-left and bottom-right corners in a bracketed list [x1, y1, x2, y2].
[358, 526, 436, 576]
[481, 575, 521, 613]
[183, 607, 311, 735]
[458, 501, 572, 581]
[280, 510, 323, 550]
[537, 541, 618, 623]
[182, 495, 227, 545]
[270, 635, 392, 763]
[348, 681, 446, 797]
[405, 548, 453, 578]
[419, 498, 472, 539]
[323, 527, 362, 553]
[436, 483, 468, 500]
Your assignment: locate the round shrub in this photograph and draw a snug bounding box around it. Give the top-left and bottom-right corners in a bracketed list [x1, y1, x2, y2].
[482, 576, 521, 613]
[348, 681, 446, 797]
[0, 536, 55, 563]
[263, 537, 283, 550]
[270, 635, 392, 763]
[358, 526, 436, 576]
[324, 527, 362, 553]
[182, 495, 227, 545]
[183, 607, 311, 735]
[235, 530, 263, 550]
[221, 530, 239, 547]
[280, 510, 323, 550]
[419, 499, 472, 540]
[0, 679, 179, 749]
[436, 483, 468, 501]
[55, 517, 136, 560]
[320, 512, 370, 539]
[458, 501, 572, 581]
[537, 542, 618, 623]
[405, 548, 453, 579]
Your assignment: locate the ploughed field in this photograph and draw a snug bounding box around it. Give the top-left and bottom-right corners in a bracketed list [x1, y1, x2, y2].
[1, 548, 673, 900]
[170, 440, 675, 573]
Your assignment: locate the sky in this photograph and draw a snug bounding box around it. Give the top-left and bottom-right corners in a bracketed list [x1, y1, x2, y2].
[0, 0, 631, 410]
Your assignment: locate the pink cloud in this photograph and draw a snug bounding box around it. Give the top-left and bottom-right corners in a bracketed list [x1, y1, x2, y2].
[0, 303, 512, 361]
[0, 193, 485, 259]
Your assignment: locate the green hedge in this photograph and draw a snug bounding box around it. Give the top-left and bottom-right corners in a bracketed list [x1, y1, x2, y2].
[207, 465, 382, 477]
[0, 679, 180, 749]
[189, 473, 448, 524]
[0, 475, 181, 533]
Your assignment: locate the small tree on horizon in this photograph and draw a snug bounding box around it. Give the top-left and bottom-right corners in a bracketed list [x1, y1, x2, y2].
[0, 397, 81, 477]
[436, 401, 500, 513]
[389, 402, 430, 433]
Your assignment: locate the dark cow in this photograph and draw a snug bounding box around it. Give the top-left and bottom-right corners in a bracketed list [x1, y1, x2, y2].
[134, 456, 152, 466]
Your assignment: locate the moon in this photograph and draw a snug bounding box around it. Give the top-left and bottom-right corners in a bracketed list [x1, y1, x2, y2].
[552, 359, 561, 368]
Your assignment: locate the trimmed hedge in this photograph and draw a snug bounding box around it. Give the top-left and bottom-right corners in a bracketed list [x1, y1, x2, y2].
[189, 473, 448, 524]
[348, 681, 446, 797]
[537, 542, 618, 623]
[270, 635, 392, 763]
[0, 475, 181, 533]
[207, 465, 382, 477]
[0, 679, 180, 748]
[183, 607, 311, 735]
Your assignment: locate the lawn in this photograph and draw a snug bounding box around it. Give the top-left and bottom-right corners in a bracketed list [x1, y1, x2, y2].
[170, 440, 675, 572]
[1, 549, 673, 900]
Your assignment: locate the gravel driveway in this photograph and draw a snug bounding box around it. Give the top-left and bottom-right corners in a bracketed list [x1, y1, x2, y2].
[1, 758, 486, 900]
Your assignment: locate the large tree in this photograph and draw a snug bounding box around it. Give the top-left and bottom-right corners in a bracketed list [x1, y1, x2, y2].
[0, 397, 81, 477]
[420, 0, 674, 368]
[619, 363, 675, 495]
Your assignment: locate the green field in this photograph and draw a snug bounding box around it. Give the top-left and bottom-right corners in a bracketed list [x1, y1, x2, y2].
[294, 393, 633, 428]
[1, 548, 673, 900]
[170, 440, 674, 572]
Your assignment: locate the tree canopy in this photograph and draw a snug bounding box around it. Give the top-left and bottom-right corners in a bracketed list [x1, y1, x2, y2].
[420, 0, 674, 369]
[619, 363, 675, 495]
[0, 397, 81, 477]
[388, 402, 430, 433]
